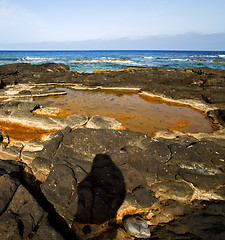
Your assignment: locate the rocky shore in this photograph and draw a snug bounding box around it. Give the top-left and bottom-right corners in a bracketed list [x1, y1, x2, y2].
[0, 63, 225, 239]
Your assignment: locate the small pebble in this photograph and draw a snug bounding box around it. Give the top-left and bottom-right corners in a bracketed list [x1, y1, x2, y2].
[123, 215, 151, 238]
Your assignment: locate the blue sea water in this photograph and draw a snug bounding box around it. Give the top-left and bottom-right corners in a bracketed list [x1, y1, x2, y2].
[0, 50, 225, 72]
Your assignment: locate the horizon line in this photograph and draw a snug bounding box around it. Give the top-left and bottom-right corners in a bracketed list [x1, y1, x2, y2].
[1, 49, 225, 52]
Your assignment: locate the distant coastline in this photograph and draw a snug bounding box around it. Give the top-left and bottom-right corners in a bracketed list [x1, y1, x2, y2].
[1, 32, 225, 51]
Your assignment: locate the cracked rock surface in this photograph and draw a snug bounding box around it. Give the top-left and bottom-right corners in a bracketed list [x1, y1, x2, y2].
[0, 63, 225, 239]
[0, 128, 224, 239]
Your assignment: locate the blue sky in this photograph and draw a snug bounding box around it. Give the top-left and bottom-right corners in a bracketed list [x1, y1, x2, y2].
[0, 0, 225, 50]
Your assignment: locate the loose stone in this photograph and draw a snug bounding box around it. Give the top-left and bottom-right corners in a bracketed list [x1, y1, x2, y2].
[123, 215, 151, 239]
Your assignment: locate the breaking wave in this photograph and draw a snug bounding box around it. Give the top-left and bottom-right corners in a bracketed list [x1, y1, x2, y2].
[144, 56, 156, 59]
[69, 57, 135, 64]
[21, 57, 59, 62]
[189, 55, 225, 58]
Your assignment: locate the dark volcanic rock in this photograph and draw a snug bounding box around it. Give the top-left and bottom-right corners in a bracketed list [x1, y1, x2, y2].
[1, 185, 46, 239]
[31, 218, 67, 240]
[0, 160, 45, 240]
[0, 158, 75, 240]
[0, 63, 70, 86]
[1, 63, 225, 127]
[0, 63, 225, 239]
[41, 153, 126, 227]
[151, 200, 225, 240]
[1, 63, 225, 128]
[0, 127, 225, 239]
[0, 174, 20, 214]
[37, 128, 225, 238]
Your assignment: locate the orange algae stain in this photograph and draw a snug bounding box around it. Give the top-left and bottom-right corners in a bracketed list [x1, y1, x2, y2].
[118, 114, 136, 120]
[164, 119, 191, 132]
[91, 67, 138, 74]
[0, 120, 54, 141]
[92, 69, 112, 74]
[84, 88, 139, 96]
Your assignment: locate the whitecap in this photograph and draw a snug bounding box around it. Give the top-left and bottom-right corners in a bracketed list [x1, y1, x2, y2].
[21, 57, 59, 61]
[144, 56, 155, 59]
[69, 58, 135, 64]
[169, 58, 188, 61]
[219, 55, 225, 58]
[189, 55, 219, 58]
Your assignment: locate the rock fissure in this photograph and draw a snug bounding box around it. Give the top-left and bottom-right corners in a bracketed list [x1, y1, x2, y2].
[165, 145, 173, 164]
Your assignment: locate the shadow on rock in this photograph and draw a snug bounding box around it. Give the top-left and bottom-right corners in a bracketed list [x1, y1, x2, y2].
[74, 153, 126, 224]
[40, 153, 126, 239]
[72, 154, 126, 239]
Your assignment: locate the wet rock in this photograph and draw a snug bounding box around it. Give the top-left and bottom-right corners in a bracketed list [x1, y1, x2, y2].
[86, 115, 124, 130]
[1, 134, 10, 147]
[123, 215, 151, 239]
[0, 63, 70, 86]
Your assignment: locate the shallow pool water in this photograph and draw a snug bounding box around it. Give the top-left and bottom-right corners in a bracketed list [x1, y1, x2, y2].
[35, 88, 213, 136]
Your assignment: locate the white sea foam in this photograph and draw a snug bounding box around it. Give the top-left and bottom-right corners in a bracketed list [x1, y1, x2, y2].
[170, 58, 188, 61]
[219, 55, 225, 58]
[21, 57, 59, 61]
[144, 56, 155, 59]
[189, 55, 220, 58]
[69, 58, 134, 64]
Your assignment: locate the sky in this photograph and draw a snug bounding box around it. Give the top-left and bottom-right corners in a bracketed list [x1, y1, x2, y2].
[0, 0, 225, 50]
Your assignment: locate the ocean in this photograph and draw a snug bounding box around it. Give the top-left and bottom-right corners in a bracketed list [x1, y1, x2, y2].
[0, 50, 225, 72]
